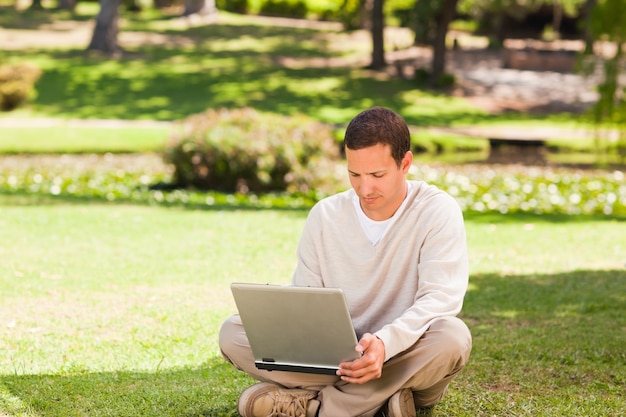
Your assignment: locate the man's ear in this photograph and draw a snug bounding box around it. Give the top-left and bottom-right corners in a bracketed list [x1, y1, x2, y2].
[401, 151, 413, 173]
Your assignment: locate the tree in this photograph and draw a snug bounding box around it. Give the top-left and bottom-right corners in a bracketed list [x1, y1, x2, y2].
[456, 0, 585, 45]
[430, 0, 458, 85]
[87, 0, 122, 55]
[28, 0, 43, 9]
[583, 0, 626, 163]
[57, 0, 77, 10]
[412, 0, 459, 86]
[366, 0, 386, 69]
[581, 0, 597, 53]
[183, 0, 217, 17]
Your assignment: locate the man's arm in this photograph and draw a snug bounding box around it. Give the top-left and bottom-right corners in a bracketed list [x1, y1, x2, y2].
[374, 192, 469, 361]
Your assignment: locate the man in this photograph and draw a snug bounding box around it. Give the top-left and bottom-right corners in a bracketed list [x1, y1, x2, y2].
[219, 106, 472, 417]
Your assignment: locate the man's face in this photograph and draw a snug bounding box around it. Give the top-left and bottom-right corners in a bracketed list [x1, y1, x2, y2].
[346, 143, 412, 221]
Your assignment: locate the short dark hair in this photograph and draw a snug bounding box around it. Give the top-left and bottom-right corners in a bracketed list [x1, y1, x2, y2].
[343, 106, 411, 167]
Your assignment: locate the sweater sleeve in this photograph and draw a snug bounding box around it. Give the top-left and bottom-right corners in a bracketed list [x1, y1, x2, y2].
[291, 203, 325, 287]
[374, 192, 469, 361]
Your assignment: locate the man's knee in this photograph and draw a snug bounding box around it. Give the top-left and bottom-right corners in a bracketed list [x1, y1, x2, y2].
[219, 314, 247, 362]
[427, 316, 472, 368]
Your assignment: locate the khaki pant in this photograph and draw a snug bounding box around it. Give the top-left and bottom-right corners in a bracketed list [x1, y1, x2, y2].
[219, 315, 471, 417]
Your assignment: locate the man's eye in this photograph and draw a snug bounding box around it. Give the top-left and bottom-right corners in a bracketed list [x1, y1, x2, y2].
[372, 174, 384, 178]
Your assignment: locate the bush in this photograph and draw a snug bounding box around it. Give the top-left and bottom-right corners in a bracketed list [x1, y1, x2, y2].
[164, 108, 342, 194]
[0, 62, 42, 111]
[259, 0, 308, 19]
[413, 67, 456, 89]
[216, 0, 248, 14]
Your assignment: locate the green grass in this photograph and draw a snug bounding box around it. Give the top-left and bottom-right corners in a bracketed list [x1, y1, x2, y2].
[1, 194, 624, 416]
[0, 7, 561, 127]
[0, 125, 170, 153]
[1, 6, 612, 161]
[1, 6, 611, 163]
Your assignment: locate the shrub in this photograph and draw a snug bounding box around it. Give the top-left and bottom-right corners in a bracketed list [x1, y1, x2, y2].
[259, 0, 308, 19]
[164, 108, 342, 194]
[0, 62, 42, 111]
[413, 68, 456, 89]
[216, 0, 248, 14]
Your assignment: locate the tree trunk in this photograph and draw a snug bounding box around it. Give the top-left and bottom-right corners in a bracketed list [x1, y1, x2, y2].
[87, 0, 122, 55]
[581, 0, 597, 54]
[57, 0, 76, 10]
[153, 0, 174, 9]
[369, 0, 385, 69]
[430, 0, 458, 85]
[28, 0, 44, 9]
[183, 0, 216, 16]
[552, 1, 563, 39]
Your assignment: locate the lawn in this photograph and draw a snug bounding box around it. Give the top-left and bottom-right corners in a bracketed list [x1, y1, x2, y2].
[0, 7, 482, 124]
[0, 4, 580, 130]
[0, 124, 171, 154]
[0, 194, 624, 416]
[1, 4, 625, 416]
[2, 4, 617, 165]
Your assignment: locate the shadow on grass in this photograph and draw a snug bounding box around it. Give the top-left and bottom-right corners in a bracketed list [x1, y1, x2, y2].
[2, 270, 625, 416]
[16, 45, 489, 124]
[0, 14, 515, 125]
[463, 210, 626, 224]
[0, 357, 250, 417]
[453, 269, 626, 415]
[0, 6, 72, 29]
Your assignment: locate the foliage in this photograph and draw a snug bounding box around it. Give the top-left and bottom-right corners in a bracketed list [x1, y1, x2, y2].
[258, 0, 308, 19]
[399, 0, 443, 44]
[0, 62, 42, 111]
[414, 68, 456, 88]
[458, 0, 587, 20]
[336, 0, 363, 30]
[216, 0, 249, 14]
[422, 164, 626, 216]
[1, 154, 624, 217]
[216, 0, 423, 26]
[581, 0, 626, 164]
[164, 108, 342, 194]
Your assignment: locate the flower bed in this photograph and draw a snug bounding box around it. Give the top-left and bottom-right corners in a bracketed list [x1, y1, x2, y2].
[0, 155, 624, 216]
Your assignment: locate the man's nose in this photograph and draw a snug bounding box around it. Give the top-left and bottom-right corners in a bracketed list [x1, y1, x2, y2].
[359, 176, 375, 194]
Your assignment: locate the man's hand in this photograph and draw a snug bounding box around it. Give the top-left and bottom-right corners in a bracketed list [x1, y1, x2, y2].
[336, 333, 385, 384]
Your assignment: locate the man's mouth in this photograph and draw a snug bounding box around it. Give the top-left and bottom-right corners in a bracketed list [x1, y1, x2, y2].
[362, 196, 379, 204]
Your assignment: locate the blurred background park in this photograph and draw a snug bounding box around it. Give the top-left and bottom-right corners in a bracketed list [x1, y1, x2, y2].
[0, 0, 625, 416]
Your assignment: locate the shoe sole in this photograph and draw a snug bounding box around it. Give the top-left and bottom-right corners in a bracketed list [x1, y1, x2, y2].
[237, 382, 279, 416]
[388, 389, 416, 417]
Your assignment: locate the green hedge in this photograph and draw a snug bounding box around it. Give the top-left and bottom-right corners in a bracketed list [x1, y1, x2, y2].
[215, 0, 406, 27]
[164, 107, 342, 194]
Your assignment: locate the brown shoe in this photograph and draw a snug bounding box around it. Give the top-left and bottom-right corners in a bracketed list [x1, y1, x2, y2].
[377, 389, 416, 417]
[237, 382, 319, 417]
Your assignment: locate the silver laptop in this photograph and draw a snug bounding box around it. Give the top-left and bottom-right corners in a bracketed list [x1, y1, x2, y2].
[230, 282, 361, 375]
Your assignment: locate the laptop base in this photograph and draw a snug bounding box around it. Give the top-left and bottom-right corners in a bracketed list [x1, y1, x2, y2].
[255, 361, 339, 375]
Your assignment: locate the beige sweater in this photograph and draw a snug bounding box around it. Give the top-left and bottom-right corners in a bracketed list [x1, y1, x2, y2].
[292, 180, 469, 361]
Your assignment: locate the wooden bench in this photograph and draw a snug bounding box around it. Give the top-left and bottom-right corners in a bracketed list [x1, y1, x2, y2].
[502, 39, 581, 73]
[426, 126, 593, 165]
[486, 137, 546, 164]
